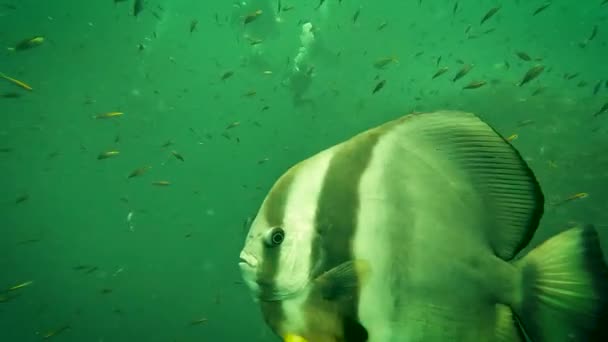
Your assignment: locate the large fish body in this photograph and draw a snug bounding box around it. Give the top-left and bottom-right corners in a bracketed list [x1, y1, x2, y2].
[239, 111, 608, 342]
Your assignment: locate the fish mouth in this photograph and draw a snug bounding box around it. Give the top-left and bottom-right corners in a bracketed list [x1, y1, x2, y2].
[238, 251, 258, 268]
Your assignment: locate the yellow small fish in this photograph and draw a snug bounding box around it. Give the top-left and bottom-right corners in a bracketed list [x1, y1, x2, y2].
[244, 9, 262, 24]
[8, 280, 33, 291]
[0, 72, 33, 91]
[94, 111, 123, 119]
[432, 67, 449, 79]
[553, 192, 588, 206]
[506, 134, 518, 142]
[12, 36, 45, 51]
[152, 180, 171, 186]
[462, 80, 487, 89]
[97, 151, 120, 160]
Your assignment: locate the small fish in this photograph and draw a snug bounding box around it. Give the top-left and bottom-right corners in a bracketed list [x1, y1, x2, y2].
[7, 280, 33, 291]
[519, 65, 545, 86]
[373, 57, 398, 69]
[452, 64, 473, 82]
[431, 67, 449, 80]
[257, 157, 270, 165]
[564, 73, 579, 80]
[0, 72, 33, 91]
[190, 318, 208, 325]
[133, 0, 143, 16]
[94, 111, 123, 119]
[128, 166, 151, 179]
[531, 86, 546, 96]
[127, 211, 135, 231]
[377, 21, 388, 30]
[242, 90, 257, 97]
[353, 8, 361, 23]
[11, 36, 45, 51]
[171, 150, 184, 161]
[1, 92, 21, 98]
[161, 140, 173, 148]
[247, 37, 264, 45]
[16, 238, 41, 245]
[84, 266, 98, 274]
[15, 194, 29, 204]
[480, 6, 501, 25]
[603, 0, 608, 6]
[0, 147, 13, 153]
[315, 0, 326, 10]
[372, 80, 386, 94]
[100, 288, 113, 294]
[552, 192, 588, 206]
[226, 121, 241, 130]
[516, 119, 535, 127]
[532, 2, 551, 16]
[221, 71, 234, 80]
[506, 134, 518, 142]
[42, 325, 70, 339]
[152, 180, 171, 186]
[97, 151, 120, 160]
[593, 102, 608, 117]
[515, 52, 531, 61]
[244, 10, 262, 24]
[453, 2, 459, 15]
[462, 80, 487, 89]
[589, 25, 598, 41]
[190, 19, 198, 33]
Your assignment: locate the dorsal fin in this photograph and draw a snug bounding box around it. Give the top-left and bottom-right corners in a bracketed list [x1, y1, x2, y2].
[390, 110, 544, 259]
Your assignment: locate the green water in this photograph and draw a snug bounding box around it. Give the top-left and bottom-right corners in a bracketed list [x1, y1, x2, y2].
[1, 0, 606, 341]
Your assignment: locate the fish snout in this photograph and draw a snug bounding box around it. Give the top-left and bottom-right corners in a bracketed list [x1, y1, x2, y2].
[238, 251, 259, 268]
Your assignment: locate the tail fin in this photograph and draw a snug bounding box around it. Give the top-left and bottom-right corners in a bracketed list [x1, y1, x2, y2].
[512, 225, 608, 341]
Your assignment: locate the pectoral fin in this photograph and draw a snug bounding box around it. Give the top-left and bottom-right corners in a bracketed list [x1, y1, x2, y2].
[312, 259, 370, 301]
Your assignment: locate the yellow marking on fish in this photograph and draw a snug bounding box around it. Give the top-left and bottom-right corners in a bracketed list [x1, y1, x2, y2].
[284, 333, 308, 342]
[0, 72, 33, 91]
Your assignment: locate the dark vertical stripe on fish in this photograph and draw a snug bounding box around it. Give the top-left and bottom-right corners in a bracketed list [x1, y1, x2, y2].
[308, 130, 381, 338]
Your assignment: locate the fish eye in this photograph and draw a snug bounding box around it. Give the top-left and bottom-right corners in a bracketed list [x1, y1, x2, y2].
[264, 227, 285, 247]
